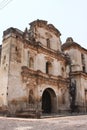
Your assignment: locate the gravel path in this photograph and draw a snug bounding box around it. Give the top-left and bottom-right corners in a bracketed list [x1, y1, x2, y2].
[0, 115, 87, 130]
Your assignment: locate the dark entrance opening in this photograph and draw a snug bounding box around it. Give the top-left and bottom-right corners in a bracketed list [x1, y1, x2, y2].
[42, 89, 51, 113]
[42, 88, 57, 114]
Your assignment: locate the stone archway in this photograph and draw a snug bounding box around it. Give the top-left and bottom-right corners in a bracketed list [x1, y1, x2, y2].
[42, 88, 57, 113]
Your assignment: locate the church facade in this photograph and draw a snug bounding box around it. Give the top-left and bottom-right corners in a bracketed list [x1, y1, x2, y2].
[0, 19, 87, 116]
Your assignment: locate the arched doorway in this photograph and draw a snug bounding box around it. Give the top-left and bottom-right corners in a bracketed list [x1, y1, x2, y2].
[42, 88, 57, 113]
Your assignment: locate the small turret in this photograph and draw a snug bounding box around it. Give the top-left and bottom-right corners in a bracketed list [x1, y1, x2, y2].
[23, 28, 29, 40]
[66, 37, 74, 43]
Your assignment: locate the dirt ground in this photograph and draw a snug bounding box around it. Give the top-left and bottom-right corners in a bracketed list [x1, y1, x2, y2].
[0, 115, 87, 130]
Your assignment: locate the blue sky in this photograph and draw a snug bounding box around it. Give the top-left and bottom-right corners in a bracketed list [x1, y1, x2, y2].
[0, 0, 87, 48]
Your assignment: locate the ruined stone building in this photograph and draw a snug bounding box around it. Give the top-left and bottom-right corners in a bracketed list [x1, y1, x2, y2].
[0, 19, 87, 116]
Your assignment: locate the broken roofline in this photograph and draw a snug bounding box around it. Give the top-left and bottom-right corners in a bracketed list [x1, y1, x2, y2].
[29, 19, 61, 36]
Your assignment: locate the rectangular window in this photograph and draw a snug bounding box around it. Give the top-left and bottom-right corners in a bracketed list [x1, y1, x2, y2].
[81, 54, 86, 72]
[47, 39, 50, 48]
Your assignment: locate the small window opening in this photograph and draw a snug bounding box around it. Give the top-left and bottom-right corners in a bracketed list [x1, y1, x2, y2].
[3, 55, 6, 64]
[29, 57, 34, 68]
[61, 67, 65, 76]
[81, 54, 86, 72]
[83, 66, 86, 73]
[15, 47, 18, 51]
[46, 61, 52, 74]
[47, 39, 50, 48]
[16, 35, 18, 39]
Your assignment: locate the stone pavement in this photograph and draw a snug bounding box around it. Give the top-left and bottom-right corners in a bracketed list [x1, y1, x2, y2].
[0, 115, 87, 130]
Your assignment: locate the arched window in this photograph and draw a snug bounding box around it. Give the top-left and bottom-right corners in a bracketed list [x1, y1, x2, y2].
[29, 57, 34, 69]
[46, 61, 52, 74]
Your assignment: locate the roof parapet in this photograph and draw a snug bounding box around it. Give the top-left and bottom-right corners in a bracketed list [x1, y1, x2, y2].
[29, 19, 61, 36]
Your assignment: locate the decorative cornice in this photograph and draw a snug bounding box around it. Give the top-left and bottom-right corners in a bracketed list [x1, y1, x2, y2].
[24, 41, 69, 64]
[70, 71, 87, 79]
[2, 27, 69, 65]
[21, 66, 70, 86]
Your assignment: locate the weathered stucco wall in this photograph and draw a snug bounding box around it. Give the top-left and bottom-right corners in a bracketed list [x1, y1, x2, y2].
[1, 20, 87, 115]
[0, 38, 11, 106]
